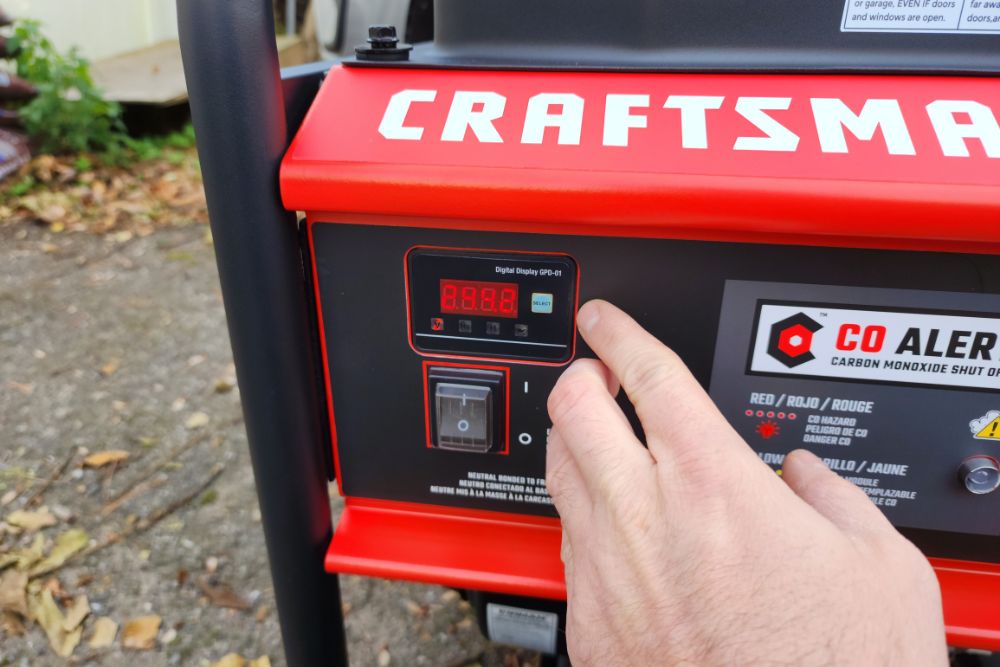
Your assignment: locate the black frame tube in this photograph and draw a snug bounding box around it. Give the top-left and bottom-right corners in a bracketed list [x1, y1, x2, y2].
[176, 2, 348, 665]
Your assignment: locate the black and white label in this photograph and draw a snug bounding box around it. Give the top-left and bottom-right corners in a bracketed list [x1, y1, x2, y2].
[486, 604, 558, 655]
[841, 0, 1000, 34]
[710, 280, 1000, 539]
[750, 303, 1000, 390]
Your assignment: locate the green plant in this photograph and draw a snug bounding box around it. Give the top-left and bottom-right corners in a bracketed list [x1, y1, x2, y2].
[5, 20, 126, 154]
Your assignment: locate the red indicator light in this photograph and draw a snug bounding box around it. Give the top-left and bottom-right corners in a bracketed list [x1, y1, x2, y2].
[440, 279, 518, 318]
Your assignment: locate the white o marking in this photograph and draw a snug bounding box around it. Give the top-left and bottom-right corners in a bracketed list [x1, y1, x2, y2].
[788, 335, 803, 347]
[457, 419, 470, 433]
[518, 432, 533, 445]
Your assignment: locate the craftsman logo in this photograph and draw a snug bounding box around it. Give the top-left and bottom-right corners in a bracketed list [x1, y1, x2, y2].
[750, 302, 1000, 390]
[766, 313, 823, 368]
[377, 89, 1000, 159]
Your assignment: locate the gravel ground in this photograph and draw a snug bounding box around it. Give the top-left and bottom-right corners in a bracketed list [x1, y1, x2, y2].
[0, 221, 537, 666]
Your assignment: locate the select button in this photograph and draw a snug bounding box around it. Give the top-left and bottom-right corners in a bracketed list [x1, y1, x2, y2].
[531, 293, 554, 314]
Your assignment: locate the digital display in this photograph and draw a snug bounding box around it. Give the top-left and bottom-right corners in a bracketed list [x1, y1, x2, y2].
[440, 279, 519, 318]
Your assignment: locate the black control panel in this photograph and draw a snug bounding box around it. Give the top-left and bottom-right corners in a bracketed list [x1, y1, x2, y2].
[407, 248, 578, 363]
[312, 222, 1000, 564]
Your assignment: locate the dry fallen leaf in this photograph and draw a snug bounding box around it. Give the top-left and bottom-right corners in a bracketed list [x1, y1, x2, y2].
[1, 610, 26, 636]
[28, 588, 83, 658]
[249, 658, 271, 667]
[214, 378, 235, 394]
[82, 450, 130, 469]
[6, 508, 57, 532]
[62, 595, 90, 631]
[86, 616, 118, 648]
[3, 533, 45, 572]
[197, 576, 250, 611]
[29, 528, 89, 577]
[254, 604, 269, 623]
[121, 614, 161, 650]
[210, 654, 246, 667]
[377, 647, 391, 666]
[185, 412, 210, 429]
[0, 569, 28, 616]
[5, 380, 34, 396]
[99, 358, 121, 377]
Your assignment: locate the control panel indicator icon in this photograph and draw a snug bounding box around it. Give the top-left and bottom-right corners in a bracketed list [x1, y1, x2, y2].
[431, 317, 444, 331]
[486, 321, 501, 336]
[514, 324, 529, 338]
[459, 319, 473, 333]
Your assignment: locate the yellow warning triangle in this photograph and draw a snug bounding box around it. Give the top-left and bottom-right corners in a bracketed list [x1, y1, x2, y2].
[975, 417, 1000, 440]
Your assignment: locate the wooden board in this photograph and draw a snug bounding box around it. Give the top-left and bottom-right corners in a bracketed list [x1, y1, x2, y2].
[91, 40, 188, 106]
[92, 36, 310, 107]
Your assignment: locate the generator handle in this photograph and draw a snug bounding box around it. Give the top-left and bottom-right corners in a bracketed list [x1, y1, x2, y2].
[176, 2, 348, 665]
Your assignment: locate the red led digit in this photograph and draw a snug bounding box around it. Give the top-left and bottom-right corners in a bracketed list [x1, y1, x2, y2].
[481, 287, 497, 312]
[439, 279, 518, 318]
[499, 287, 517, 315]
[460, 286, 476, 310]
[441, 283, 457, 310]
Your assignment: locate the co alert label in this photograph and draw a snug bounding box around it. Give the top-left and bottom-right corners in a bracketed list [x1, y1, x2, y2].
[749, 302, 1000, 390]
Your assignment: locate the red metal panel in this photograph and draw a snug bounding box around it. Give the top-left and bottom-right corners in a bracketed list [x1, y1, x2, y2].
[325, 499, 565, 600]
[283, 67, 1000, 250]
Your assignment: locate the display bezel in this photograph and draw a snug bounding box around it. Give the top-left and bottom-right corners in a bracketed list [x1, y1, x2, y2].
[406, 247, 579, 365]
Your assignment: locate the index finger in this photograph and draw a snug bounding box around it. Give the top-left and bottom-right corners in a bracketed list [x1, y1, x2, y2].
[576, 299, 751, 465]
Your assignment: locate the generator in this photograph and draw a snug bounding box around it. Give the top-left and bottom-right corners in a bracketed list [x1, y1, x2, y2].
[177, 1, 1000, 664]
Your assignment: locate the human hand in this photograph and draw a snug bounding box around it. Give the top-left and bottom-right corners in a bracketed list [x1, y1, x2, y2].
[546, 300, 947, 666]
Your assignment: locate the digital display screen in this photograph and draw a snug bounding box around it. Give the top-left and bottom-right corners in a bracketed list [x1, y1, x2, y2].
[440, 279, 519, 318]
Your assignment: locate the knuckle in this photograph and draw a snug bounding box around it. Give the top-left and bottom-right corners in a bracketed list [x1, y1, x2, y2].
[621, 346, 686, 401]
[547, 370, 600, 425]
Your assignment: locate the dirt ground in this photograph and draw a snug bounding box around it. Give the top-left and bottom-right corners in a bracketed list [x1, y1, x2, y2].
[0, 212, 539, 666]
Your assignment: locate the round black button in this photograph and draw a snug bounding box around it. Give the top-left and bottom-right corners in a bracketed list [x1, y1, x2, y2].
[958, 456, 1000, 495]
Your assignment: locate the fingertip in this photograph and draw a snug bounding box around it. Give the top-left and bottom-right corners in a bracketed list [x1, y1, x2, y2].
[783, 449, 827, 477]
[576, 299, 610, 334]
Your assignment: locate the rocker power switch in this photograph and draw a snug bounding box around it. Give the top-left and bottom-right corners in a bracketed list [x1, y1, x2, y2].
[436, 383, 492, 452]
[427, 366, 507, 454]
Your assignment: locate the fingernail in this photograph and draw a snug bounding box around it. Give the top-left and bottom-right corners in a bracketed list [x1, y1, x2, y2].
[577, 301, 600, 333]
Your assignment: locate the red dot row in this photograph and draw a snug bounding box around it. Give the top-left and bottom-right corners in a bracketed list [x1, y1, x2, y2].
[745, 410, 796, 420]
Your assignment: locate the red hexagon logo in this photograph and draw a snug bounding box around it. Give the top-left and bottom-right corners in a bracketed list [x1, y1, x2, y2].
[767, 313, 823, 368]
[777, 323, 814, 358]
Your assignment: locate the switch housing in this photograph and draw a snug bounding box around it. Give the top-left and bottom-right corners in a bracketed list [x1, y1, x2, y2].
[427, 365, 507, 454]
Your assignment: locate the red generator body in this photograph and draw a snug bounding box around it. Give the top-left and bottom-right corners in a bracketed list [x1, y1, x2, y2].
[181, 1, 1000, 662]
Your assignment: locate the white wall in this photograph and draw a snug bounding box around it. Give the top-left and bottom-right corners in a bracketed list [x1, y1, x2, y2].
[5, 0, 179, 61]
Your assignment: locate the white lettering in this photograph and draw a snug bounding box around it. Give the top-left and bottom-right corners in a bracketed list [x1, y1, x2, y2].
[603, 94, 649, 147]
[663, 95, 725, 149]
[811, 98, 915, 155]
[927, 100, 1000, 158]
[441, 91, 506, 143]
[734, 97, 799, 152]
[521, 93, 585, 145]
[378, 89, 436, 141]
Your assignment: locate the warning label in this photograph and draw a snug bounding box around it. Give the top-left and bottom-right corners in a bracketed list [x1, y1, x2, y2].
[749, 303, 1000, 390]
[486, 604, 558, 655]
[842, 0, 1000, 34]
[970, 410, 1000, 439]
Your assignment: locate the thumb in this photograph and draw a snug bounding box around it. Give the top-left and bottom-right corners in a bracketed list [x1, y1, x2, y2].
[781, 449, 893, 536]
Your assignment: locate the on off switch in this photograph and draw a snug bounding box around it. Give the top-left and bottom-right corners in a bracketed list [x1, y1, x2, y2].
[436, 383, 492, 451]
[427, 366, 506, 454]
